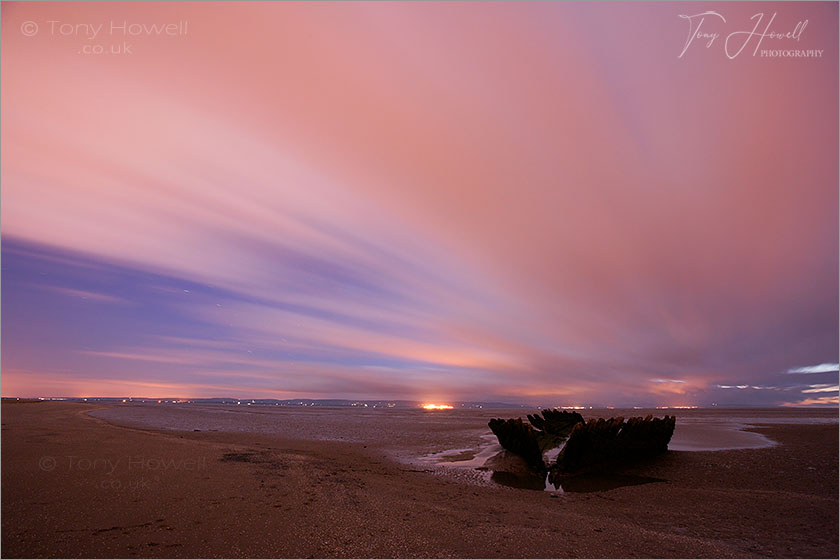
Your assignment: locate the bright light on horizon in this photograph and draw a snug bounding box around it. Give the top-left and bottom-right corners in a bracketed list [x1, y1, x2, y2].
[656, 405, 699, 409]
[422, 404, 454, 410]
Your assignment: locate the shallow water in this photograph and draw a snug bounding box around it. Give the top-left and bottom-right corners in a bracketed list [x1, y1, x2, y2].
[92, 405, 835, 456]
[669, 421, 776, 451]
[419, 434, 502, 468]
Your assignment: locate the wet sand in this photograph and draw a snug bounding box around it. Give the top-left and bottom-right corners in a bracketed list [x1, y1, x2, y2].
[2, 402, 838, 558]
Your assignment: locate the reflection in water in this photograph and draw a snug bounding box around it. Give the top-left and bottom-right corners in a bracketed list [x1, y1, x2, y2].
[490, 469, 665, 493]
[421, 434, 502, 468]
[420, 432, 672, 494]
[427, 444, 669, 494]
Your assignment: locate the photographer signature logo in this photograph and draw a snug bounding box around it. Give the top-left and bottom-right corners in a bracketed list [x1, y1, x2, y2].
[678, 11, 822, 59]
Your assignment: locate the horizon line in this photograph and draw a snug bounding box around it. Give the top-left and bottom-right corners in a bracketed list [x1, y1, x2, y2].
[2, 396, 837, 409]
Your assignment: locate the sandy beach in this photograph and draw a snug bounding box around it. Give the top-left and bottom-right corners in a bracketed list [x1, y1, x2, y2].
[1, 402, 837, 558]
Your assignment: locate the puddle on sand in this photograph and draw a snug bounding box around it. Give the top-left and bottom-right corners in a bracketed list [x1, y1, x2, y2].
[669, 421, 777, 451]
[420, 434, 502, 468]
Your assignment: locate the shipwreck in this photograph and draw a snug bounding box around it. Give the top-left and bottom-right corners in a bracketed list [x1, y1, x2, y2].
[488, 410, 676, 483]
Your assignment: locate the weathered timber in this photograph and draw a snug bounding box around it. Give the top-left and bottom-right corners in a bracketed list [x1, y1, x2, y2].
[487, 418, 545, 471]
[527, 409, 585, 450]
[550, 414, 676, 478]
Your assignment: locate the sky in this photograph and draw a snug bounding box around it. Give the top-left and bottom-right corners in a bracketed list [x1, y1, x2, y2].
[1, 1, 838, 406]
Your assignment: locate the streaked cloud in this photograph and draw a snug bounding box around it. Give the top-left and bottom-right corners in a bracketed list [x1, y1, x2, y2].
[782, 396, 840, 407]
[785, 363, 840, 375]
[801, 384, 840, 394]
[42, 286, 130, 304]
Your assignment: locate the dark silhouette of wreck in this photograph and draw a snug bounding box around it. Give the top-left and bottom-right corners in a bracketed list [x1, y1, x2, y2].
[488, 409, 676, 481]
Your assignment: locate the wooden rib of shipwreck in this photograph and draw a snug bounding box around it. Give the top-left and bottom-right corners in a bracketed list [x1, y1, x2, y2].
[551, 414, 676, 477]
[487, 418, 544, 471]
[527, 408, 585, 449]
[487, 409, 585, 471]
[488, 411, 676, 478]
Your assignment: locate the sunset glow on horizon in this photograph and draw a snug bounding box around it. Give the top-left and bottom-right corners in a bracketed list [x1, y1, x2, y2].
[1, 2, 838, 407]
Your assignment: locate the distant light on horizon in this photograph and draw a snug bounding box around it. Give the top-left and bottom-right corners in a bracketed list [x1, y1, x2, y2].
[656, 406, 699, 409]
[422, 404, 454, 410]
